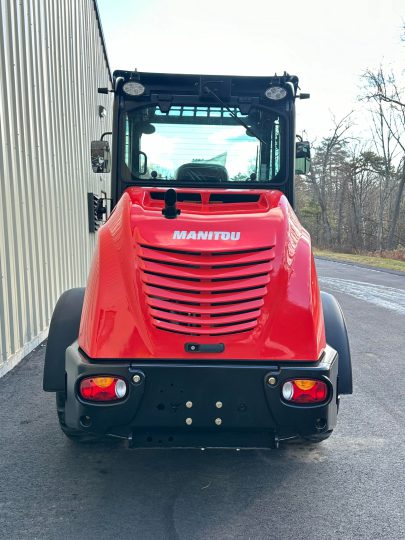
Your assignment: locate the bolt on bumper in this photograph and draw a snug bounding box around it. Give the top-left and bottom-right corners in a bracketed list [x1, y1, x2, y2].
[64, 342, 339, 449]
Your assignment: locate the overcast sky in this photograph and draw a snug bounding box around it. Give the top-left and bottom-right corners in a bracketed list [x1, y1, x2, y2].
[97, 0, 405, 141]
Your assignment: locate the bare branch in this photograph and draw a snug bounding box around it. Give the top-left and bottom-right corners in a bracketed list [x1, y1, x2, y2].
[373, 93, 405, 109]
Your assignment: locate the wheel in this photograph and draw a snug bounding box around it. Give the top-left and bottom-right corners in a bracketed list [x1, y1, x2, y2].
[301, 430, 333, 444]
[321, 292, 353, 395]
[43, 288, 85, 392]
[56, 392, 101, 443]
[281, 430, 333, 445]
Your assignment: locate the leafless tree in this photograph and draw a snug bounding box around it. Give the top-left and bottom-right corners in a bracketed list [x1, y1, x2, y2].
[297, 29, 405, 255]
[362, 68, 405, 249]
[307, 113, 353, 247]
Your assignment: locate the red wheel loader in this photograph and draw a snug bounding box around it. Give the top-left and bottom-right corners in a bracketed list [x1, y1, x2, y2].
[43, 71, 352, 448]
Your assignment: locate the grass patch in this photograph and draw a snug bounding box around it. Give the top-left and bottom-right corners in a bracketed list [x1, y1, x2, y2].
[313, 249, 405, 273]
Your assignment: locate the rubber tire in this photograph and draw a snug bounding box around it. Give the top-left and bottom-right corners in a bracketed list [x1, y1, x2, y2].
[283, 431, 333, 446]
[321, 291, 353, 395]
[301, 430, 333, 444]
[43, 288, 85, 392]
[56, 392, 101, 443]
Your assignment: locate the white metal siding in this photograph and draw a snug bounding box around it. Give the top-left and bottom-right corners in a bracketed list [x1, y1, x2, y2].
[0, 0, 112, 376]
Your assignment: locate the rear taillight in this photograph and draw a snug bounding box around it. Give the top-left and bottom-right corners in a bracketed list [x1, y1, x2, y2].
[282, 379, 328, 404]
[79, 376, 127, 402]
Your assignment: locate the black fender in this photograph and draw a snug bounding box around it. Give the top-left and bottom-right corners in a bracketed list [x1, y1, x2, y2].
[321, 291, 353, 395]
[43, 288, 85, 392]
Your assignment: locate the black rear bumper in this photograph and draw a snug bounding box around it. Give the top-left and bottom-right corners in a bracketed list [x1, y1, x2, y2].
[64, 343, 339, 448]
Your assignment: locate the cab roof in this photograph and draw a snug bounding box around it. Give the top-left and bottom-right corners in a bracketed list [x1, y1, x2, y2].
[112, 70, 300, 101]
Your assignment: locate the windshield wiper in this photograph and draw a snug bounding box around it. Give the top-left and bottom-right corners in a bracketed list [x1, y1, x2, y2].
[202, 85, 267, 146]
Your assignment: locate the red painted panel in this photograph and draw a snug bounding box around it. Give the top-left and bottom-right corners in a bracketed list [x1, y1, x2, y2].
[79, 188, 326, 361]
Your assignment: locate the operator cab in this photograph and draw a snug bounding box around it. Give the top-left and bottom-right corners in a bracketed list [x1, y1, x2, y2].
[94, 71, 311, 208]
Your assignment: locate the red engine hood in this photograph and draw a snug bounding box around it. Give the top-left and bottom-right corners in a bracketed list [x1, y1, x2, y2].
[79, 187, 325, 361]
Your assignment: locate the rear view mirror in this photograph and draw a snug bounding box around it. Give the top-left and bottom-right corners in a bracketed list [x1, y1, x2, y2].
[139, 151, 148, 175]
[91, 140, 111, 173]
[295, 141, 311, 175]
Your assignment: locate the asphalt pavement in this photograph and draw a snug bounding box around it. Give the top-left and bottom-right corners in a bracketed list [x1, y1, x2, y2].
[1, 258, 404, 540]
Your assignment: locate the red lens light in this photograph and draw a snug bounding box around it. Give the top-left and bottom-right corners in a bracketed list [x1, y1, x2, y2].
[282, 379, 328, 404]
[79, 376, 127, 401]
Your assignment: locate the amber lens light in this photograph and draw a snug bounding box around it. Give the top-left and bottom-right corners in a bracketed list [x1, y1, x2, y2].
[282, 379, 328, 404]
[93, 377, 115, 388]
[294, 379, 316, 391]
[79, 376, 128, 401]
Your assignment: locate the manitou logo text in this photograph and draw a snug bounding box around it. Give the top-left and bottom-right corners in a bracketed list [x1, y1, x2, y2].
[173, 231, 241, 241]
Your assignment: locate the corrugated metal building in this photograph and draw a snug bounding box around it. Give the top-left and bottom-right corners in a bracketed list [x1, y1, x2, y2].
[0, 0, 112, 376]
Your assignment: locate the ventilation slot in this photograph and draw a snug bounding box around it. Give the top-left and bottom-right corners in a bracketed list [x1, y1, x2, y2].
[209, 193, 260, 203]
[150, 191, 202, 203]
[137, 244, 274, 336]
